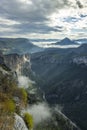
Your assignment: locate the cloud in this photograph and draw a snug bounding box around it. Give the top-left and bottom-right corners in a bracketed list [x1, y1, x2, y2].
[0, 0, 87, 39]
[24, 102, 51, 125]
[22, 102, 64, 127]
[18, 75, 35, 88]
[0, 0, 84, 22]
[12, 22, 61, 34]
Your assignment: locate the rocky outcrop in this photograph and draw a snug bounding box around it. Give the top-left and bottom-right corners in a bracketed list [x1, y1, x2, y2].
[14, 114, 28, 130]
[4, 53, 31, 74]
[73, 56, 87, 65]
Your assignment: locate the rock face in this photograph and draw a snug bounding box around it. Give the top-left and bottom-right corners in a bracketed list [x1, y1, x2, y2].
[4, 53, 31, 74]
[14, 114, 28, 130]
[30, 44, 87, 130]
[0, 55, 30, 130]
[73, 56, 87, 65]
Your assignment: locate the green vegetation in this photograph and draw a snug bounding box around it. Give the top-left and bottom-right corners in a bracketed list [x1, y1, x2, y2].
[20, 88, 27, 104]
[0, 92, 15, 130]
[0, 93, 14, 113]
[24, 112, 33, 129]
[5, 99, 15, 113]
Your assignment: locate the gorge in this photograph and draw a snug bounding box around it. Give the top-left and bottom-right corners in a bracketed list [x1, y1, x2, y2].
[0, 38, 87, 130]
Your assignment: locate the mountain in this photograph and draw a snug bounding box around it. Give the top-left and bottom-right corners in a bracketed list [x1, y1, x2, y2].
[0, 38, 44, 54]
[0, 52, 80, 130]
[30, 44, 87, 130]
[55, 37, 79, 45]
[1, 38, 87, 130]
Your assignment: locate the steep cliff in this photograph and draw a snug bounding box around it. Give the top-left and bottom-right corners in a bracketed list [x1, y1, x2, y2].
[30, 44, 87, 130]
[4, 54, 31, 73]
[14, 114, 28, 130]
[0, 55, 29, 130]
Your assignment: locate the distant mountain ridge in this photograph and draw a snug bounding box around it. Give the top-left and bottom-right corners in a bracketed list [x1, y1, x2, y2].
[0, 38, 44, 54]
[55, 37, 79, 45]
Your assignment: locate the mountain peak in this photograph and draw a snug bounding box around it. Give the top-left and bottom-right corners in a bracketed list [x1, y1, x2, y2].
[61, 37, 71, 42]
[56, 37, 78, 45]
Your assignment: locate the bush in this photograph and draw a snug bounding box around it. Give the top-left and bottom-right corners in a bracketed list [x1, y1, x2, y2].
[3, 99, 15, 113]
[24, 112, 33, 129]
[20, 88, 27, 103]
[0, 95, 15, 114]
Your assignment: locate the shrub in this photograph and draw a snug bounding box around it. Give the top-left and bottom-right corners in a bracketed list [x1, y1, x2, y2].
[0, 93, 15, 114]
[20, 88, 27, 103]
[24, 112, 33, 129]
[4, 99, 15, 113]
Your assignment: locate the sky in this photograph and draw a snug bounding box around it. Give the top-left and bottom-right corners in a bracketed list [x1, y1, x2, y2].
[0, 0, 87, 39]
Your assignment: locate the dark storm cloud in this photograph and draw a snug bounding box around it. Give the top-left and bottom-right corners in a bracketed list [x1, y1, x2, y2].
[0, 0, 84, 22]
[12, 22, 62, 34]
[0, 0, 71, 35]
[0, 0, 70, 22]
[0, 0, 86, 37]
